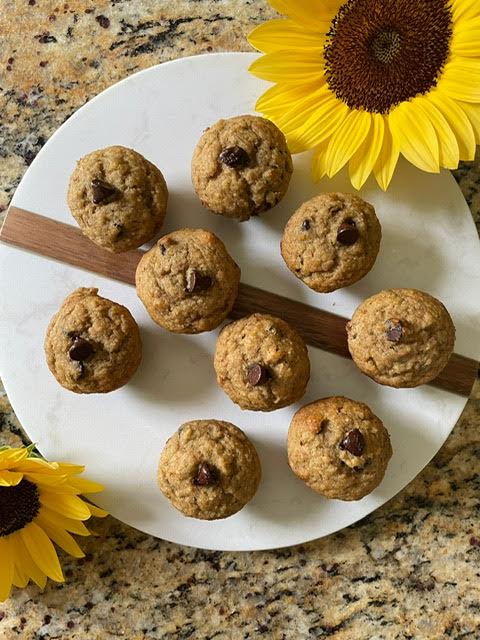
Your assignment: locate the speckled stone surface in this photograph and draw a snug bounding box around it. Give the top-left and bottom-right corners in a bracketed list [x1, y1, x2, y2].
[1, 1, 480, 638]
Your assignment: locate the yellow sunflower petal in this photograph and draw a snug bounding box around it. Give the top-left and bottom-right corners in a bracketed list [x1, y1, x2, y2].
[12, 565, 29, 589]
[414, 97, 460, 169]
[69, 477, 105, 494]
[56, 463, 86, 476]
[21, 522, 64, 583]
[389, 101, 439, 173]
[451, 0, 480, 22]
[373, 120, 400, 191]
[24, 472, 70, 489]
[40, 507, 91, 536]
[438, 59, 480, 102]
[458, 101, 480, 143]
[249, 51, 324, 83]
[270, 85, 330, 133]
[86, 502, 108, 518]
[40, 491, 92, 521]
[288, 93, 349, 153]
[248, 19, 325, 53]
[256, 80, 320, 116]
[0, 538, 14, 602]
[36, 514, 85, 559]
[428, 92, 476, 160]
[0, 470, 24, 486]
[349, 113, 385, 190]
[0, 447, 29, 470]
[451, 20, 480, 56]
[10, 533, 47, 590]
[15, 458, 59, 473]
[311, 138, 331, 182]
[267, 0, 340, 32]
[324, 110, 372, 177]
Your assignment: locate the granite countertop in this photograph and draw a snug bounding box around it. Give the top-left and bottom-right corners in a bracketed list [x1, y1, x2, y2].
[1, 1, 480, 638]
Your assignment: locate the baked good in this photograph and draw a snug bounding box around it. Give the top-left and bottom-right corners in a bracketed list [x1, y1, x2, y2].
[157, 419, 261, 520]
[281, 192, 381, 292]
[44, 288, 142, 393]
[135, 228, 240, 334]
[346, 288, 455, 387]
[287, 396, 392, 501]
[214, 313, 310, 411]
[191, 115, 293, 221]
[68, 145, 168, 252]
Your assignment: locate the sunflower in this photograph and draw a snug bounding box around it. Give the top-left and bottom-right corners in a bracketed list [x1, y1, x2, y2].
[0, 445, 107, 601]
[248, 0, 480, 190]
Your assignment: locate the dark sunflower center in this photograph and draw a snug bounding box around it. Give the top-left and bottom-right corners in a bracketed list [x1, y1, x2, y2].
[324, 0, 452, 114]
[371, 31, 401, 64]
[0, 479, 40, 537]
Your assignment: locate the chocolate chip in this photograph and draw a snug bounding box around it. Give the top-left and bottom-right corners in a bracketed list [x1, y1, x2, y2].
[193, 462, 218, 486]
[185, 269, 212, 294]
[337, 219, 359, 245]
[246, 363, 269, 386]
[219, 146, 249, 168]
[339, 429, 365, 456]
[159, 244, 166, 255]
[302, 219, 311, 231]
[330, 204, 343, 215]
[69, 338, 94, 361]
[385, 318, 403, 342]
[91, 178, 118, 205]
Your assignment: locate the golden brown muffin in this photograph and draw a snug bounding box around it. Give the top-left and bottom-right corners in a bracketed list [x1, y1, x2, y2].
[136, 228, 240, 334]
[347, 288, 455, 387]
[191, 115, 292, 221]
[44, 288, 142, 393]
[158, 420, 261, 520]
[214, 313, 310, 411]
[281, 192, 381, 292]
[68, 145, 168, 252]
[288, 396, 392, 501]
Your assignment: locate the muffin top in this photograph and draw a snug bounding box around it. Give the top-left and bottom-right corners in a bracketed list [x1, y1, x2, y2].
[281, 192, 381, 292]
[44, 288, 142, 394]
[347, 288, 455, 387]
[191, 115, 293, 221]
[135, 228, 240, 334]
[68, 145, 168, 252]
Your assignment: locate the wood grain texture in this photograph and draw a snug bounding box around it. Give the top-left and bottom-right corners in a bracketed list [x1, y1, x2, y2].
[1, 206, 478, 397]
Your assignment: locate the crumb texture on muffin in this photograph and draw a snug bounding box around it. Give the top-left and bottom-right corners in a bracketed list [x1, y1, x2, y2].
[192, 115, 292, 221]
[214, 313, 310, 411]
[347, 288, 455, 387]
[288, 396, 392, 501]
[44, 287, 142, 393]
[68, 145, 168, 252]
[281, 192, 381, 292]
[158, 419, 262, 520]
[136, 228, 240, 334]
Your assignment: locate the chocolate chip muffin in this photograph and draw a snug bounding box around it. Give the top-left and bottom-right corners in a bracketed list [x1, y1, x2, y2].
[288, 396, 392, 501]
[281, 193, 381, 293]
[347, 288, 455, 388]
[214, 313, 310, 411]
[157, 419, 262, 520]
[44, 288, 142, 394]
[68, 145, 168, 252]
[191, 115, 293, 221]
[135, 228, 240, 334]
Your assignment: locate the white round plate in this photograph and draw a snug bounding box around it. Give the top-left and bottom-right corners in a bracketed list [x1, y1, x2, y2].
[1, 53, 479, 551]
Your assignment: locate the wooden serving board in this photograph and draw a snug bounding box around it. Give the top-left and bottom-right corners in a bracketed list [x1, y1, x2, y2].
[1, 206, 477, 397]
